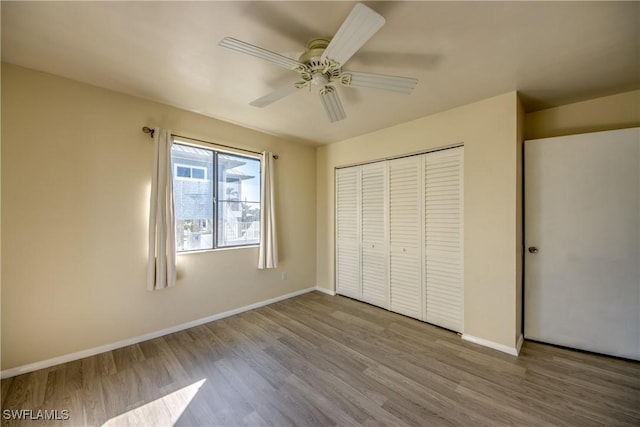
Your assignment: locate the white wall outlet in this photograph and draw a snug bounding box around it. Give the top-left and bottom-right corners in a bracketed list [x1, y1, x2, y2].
[281, 271, 288, 281]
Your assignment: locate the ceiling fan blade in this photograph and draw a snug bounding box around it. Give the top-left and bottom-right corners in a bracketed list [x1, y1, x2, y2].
[250, 82, 304, 107]
[319, 86, 346, 123]
[340, 71, 418, 94]
[321, 3, 385, 66]
[219, 37, 303, 70]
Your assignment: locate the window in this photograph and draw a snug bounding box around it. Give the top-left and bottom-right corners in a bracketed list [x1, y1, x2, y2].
[171, 142, 261, 252]
[175, 164, 207, 180]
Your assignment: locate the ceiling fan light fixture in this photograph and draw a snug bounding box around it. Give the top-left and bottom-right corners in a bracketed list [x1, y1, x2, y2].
[311, 73, 329, 87]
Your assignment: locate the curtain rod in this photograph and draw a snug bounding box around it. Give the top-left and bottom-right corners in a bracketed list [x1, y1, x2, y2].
[141, 126, 277, 159]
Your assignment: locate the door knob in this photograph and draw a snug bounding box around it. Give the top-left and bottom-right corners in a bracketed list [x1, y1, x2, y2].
[528, 246, 539, 254]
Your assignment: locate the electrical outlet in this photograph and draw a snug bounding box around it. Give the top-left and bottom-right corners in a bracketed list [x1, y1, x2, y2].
[281, 271, 288, 281]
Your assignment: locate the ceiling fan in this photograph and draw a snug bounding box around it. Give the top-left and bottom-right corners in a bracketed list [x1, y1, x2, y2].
[218, 3, 418, 123]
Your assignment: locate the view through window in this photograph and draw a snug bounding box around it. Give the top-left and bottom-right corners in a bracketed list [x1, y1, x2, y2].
[171, 142, 261, 251]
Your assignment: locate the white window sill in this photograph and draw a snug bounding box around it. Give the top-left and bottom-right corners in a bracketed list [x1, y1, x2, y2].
[176, 244, 259, 255]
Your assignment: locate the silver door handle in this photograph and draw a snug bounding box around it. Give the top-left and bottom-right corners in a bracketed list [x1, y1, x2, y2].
[528, 246, 539, 254]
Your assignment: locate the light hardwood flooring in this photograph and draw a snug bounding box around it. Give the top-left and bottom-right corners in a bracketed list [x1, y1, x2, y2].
[2, 291, 639, 426]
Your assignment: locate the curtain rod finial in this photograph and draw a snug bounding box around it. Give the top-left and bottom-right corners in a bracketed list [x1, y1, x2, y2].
[142, 126, 155, 138]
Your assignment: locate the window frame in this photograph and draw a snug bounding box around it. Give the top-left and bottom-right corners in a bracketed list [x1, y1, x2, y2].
[171, 138, 262, 253]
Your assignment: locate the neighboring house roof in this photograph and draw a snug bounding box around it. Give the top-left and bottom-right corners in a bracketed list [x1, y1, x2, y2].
[223, 167, 254, 181]
[173, 144, 256, 181]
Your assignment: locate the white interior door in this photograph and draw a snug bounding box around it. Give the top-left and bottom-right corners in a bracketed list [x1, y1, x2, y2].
[361, 162, 389, 309]
[335, 167, 361, 299]
[524, 128, 640, 360]
[388, 156, 423, 319]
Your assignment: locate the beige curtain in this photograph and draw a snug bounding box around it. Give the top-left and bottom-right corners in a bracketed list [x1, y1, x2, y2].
[147, 128, 177, 290]
[258, 151, 278, 269]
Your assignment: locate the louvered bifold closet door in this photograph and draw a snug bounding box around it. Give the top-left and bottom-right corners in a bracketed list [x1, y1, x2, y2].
[336, 167, 361, 299]
[361, 162, 388, 309]
[424, 147, 464, 332]
[388, 156, 423, 319]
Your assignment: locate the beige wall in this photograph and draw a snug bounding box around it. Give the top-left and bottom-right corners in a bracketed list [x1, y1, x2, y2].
[1, 64, 317, 370]
[525, 90, 640, 140]
[317, 92, 521, 349]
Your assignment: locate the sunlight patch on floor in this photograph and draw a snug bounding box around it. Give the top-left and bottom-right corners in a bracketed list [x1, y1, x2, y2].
[102, 379, 206, 426]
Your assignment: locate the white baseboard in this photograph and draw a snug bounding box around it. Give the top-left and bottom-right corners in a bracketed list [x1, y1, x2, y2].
[462, 333, 523, 356]
[516, 333, 524, 355]
[1, 286, 317, 379]
[314, 286, 336, 296]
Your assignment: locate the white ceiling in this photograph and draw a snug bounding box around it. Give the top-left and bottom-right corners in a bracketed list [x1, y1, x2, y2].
[2, 1, 639, 145]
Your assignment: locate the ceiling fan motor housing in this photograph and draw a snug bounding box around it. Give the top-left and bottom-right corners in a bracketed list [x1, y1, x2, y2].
[297, 38, 341, 84]
[298, 38, 330, 67]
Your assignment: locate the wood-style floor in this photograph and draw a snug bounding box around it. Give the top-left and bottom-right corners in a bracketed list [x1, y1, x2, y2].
[2, 292, 639, 426]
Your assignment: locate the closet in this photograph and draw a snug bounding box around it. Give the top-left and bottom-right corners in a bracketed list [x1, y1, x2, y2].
[335, 146, 463, 332]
